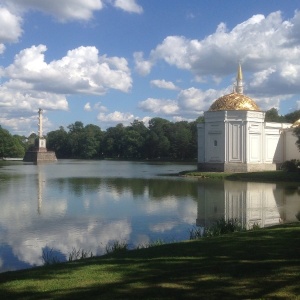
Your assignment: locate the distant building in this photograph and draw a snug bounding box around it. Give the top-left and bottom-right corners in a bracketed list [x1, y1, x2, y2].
[23, 108, 57, 163]
[197, 64, 300, 172]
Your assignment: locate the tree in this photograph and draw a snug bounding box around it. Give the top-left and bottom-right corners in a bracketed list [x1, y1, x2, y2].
[265, 108, 286, 122]
[0, 126, 25, 157]
[284, 110, 300, 123]
[80, 124, 103, 159]
[169, 121, 193, 159]
[122, 120, 148, 158]
[47, 127, 71, 158]
[145, 118, 171, 158]
[102, 124, 126, 158]
[67, 121, 84, 134]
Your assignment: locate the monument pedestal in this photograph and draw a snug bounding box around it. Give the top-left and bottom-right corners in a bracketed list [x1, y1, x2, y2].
[23, 137, 57, 163]
[23, 150, 57, 162]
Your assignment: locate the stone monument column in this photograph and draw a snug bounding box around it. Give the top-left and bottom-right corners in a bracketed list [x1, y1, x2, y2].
[37, 108, 46, 152]
[23, 108, 57, 162]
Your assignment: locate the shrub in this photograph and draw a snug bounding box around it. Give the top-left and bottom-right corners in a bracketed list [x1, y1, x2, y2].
[281, 159, 300, 172]
[190, 218, 244, 240]
[105, 241, 128, 254]
[68, 248, 93, 261]
[42, 248, 61, 265]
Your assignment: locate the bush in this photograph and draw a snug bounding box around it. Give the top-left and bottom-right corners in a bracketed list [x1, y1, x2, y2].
[281, 159, 300, 172]
[190, 218, 244, 240]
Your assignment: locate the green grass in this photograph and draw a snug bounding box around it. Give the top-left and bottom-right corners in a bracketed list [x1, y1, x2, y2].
[0, 223, 299, 299]
[181, 170, 300, 182]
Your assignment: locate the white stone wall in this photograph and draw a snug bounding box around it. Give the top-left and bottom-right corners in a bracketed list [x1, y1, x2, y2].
[284, 129, 300, 160]
[197, 110, 300, 171]
[197, 123, 205, 162]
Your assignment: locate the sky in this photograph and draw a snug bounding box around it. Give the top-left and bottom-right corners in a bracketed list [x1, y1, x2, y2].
[1, 0, 300, 135]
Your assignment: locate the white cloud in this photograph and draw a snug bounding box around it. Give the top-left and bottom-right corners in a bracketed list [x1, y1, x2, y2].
[0, 44, 131, 133]
[250, 68, 277, 89]
[138, 10, 300, 101]
[0, 85, 68, 111]
[85, 101, 108, 112]
[177, 87, 226, 113]
[0, 7, 22, 53]
[94, 102, 108, 112]
[0, 0, 144, 55]
[0, 86, 68, 133]
[139, 98, 179, 115]
[0, 115, 36, 134]
[133, 52, 153, 76]
[114, 0, 143, 14]
[84, 102, 92, 111]
[3, 0, 103, 22]
[4, 45, 132, 95]
[97, 111, 136, 125]
[0, 7, 22, 43]
[150, 79, 179, 90]
[138, 87, 228, 118]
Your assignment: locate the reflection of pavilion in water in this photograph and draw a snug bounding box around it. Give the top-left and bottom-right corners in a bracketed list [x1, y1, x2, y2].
[196, 180, 300, 229]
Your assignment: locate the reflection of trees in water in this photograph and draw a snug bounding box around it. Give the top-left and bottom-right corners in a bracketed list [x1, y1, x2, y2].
[0, 173, 25, 196]
[284, 185, 300, 196]
[49, 177, 198, 200]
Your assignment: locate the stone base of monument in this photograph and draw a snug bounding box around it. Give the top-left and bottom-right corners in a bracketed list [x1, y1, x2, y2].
[23, 150, 57, 163]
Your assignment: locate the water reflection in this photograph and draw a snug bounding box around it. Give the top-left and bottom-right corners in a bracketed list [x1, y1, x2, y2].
[197, 180, 300, 229]
[0, 160, 299, 273]
[0, 161, 197, 273]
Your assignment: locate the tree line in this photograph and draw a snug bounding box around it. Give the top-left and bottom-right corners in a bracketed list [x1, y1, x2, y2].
[1, 108, 300, 159]
[46, 117, 201, 160]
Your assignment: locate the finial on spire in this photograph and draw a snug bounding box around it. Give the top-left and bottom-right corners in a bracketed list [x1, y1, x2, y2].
[234, 62, 243, 94]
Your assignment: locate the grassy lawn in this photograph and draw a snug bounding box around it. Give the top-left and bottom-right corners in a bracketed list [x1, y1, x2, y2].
[180, 170, 300, 182]
[0, 223, 299, 299]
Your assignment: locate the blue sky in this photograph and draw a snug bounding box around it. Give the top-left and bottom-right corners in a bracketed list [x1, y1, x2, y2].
[1, 0, 300, 135]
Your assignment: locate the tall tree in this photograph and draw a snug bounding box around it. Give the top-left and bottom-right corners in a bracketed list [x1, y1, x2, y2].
[47, 127, 71, 158]
[284, 110, 300, 123]
[265, 108, 286, 122]
[102, 124, 126, 158]
[0, 126, 25, 157]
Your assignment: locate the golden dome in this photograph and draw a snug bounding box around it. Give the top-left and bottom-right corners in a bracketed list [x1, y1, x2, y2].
[291, 119, 300, 128]
[209, 93, 261, 112]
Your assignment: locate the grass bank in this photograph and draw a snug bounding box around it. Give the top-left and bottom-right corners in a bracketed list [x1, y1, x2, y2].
[180, 170, 300, 182]
[0, 223, 299, 299]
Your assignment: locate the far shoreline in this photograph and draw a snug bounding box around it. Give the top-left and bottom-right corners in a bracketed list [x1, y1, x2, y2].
[179, 169, 300, 182]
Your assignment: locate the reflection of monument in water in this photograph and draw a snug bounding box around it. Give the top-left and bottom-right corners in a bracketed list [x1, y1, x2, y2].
[37, 165, 44, 214]
[23, 108, 57, 162]
[196, 180, 300, 229]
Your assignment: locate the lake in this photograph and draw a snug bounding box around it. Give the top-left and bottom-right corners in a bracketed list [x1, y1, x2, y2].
[0, 160, 299, 273]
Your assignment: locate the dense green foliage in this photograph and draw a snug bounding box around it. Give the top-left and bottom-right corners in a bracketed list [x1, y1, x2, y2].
[0, 126, 25, 158]
[281, 159, 300, 172]
[47, 118, 199, 160]
[265, 107, 300, 123]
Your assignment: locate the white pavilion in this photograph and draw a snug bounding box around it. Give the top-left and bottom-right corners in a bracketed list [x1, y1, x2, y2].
[197, 64, 300, 172]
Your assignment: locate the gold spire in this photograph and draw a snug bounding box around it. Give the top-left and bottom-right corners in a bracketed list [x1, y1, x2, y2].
[237, 62, 243, 81]
[235, 62, 243, 94]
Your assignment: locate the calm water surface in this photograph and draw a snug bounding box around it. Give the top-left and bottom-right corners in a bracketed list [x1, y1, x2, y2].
[0, 160, 299, 273]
